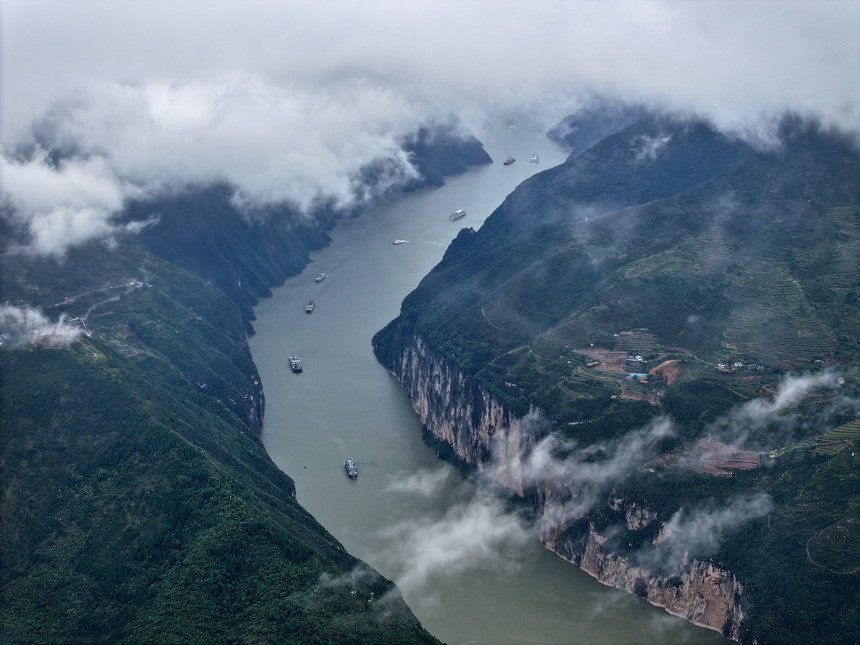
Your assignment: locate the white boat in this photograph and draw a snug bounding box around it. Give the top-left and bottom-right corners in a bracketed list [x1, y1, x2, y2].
[305, 299, 315, 313]
[392, 239, 408, 245]
[449, 209, 466, 221]
[315, 273, 327, 283]
[530, 153, 539, 164]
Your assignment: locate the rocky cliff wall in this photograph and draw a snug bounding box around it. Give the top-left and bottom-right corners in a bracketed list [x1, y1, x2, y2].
[394, 336, 541, 494]
[390, 335, 745, 642]
[548, 520, 744, 641]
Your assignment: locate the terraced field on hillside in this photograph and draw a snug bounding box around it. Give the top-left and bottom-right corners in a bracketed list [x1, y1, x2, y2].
[814, 419, 860, 456]
[722, 260, 836, 365]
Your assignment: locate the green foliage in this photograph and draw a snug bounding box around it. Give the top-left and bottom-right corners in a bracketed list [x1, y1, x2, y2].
[373, 117, 860, 644]
[662, 379, 745, 427]
[1, 244, 439, 644]
[610, 444, 860, 643]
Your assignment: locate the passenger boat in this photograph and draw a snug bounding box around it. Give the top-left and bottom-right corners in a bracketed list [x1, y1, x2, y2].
[289, 356, 302, 373]
[344, 458, 358, 479]
[449, 209, 466, 221]
[315, 273, 327, 283]
[392, 239, 408, 245]
[305, 299, 315, 313]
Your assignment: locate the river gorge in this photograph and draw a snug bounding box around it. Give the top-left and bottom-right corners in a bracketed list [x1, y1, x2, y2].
[249, 117, 730, 644]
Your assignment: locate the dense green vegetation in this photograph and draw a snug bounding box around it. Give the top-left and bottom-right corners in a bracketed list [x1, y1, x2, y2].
[604, 441, 860, 645]
[374, 115, 860, 643]
[0, 119, 492, 643]
[121, 118, 491, 322]
[377, 118, 860, 428]
[0, 243, 440, 644]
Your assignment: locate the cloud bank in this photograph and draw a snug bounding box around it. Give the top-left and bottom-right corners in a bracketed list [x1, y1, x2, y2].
[706, 370, 850, 447]
[2, 0, 858, 254]
[5, 1, 858, 135]
[374, 468, 533, 602]
[0, 305, 83, 349]
[517, 417, 675, 525]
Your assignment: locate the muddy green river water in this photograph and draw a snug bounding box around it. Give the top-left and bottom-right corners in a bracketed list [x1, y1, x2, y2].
[250, 118, 730, 645]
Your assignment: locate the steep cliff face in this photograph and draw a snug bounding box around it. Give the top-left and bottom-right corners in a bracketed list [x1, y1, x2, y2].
[389, 335, 745, 641]
[394, 336, 539, 493]
[374, 119, 860, 644]
[549, 521, 744, 641]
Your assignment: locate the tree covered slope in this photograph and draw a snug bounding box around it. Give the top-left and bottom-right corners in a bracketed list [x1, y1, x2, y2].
[0, 243, 440, 644]
[377, 116, 859, 422]
[0, 115, 493, 644]
[374, 115, 860, 644]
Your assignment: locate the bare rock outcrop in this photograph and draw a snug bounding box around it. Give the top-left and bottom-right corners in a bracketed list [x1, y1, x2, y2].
[388, 335, 746, 641]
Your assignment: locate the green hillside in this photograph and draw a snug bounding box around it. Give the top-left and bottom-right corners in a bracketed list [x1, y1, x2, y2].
[374, 116, 860, 643]
[0, 116, 493, 643]
[377, 118, 859, 430]
[0, 243, 440, 644]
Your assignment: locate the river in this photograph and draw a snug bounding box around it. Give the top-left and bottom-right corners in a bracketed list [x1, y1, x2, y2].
[249, 118, 729, 645]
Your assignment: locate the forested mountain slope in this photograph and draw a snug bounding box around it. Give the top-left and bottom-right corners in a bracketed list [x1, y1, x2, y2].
[0, 243, 441, 644]
[374, 115, 860, 644]
[0, 117, 486, 642]
[119, 118, 491, 323]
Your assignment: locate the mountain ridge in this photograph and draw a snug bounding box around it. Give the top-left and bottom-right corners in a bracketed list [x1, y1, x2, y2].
[0, 118, 490, 642]
[373, 113, 860, 643]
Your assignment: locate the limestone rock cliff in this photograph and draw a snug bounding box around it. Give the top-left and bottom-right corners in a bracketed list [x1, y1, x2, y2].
[387, 335, 745, 641]
[549, 522, 744, 641]
[395, 336, 541, 494]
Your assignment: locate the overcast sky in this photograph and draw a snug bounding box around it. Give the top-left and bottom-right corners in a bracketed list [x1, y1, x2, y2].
[2, 0, 859, 254]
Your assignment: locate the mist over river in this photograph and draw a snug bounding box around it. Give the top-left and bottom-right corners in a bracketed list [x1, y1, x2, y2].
[249, 119, 729, 645]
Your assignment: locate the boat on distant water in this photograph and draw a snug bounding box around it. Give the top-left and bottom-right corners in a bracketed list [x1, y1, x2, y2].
[507, 119, 515, 127]
[315, 273, 327, 283]
[503, 157, 516, 165]
[530, 153, 539, 164]
[393, 239, 408, 245]
[289, 356, 303, 373]
[344, 458, 358, 479]
[449, 209, 466, 221]
[305, 299, 315, 313]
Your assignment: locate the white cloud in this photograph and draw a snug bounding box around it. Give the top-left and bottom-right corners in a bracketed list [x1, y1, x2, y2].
[660, 493, 773, 556]
[1, 0, 857, 254]
[640, 493, 774, 569]
[707, 370, 845, 446]
[384, 467, 454, 497]
[32, 77, 423, 207]
[0, 152, 142, 255]
[0, 305, 83, 349]
[508, 416, 675, 524]
[2, 75, 428, 253]
[374, 469, 533, 599]
[632, 133, 673, 163]
[4, 0, 857, 133]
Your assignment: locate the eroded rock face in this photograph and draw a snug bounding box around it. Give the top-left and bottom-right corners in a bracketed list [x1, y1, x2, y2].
[549, 523, 744, 641]
[395, 336, 540, 493]
[389, 335, 745, 642]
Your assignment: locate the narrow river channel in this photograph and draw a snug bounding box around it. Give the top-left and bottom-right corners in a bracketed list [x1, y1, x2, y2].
[249, 118, 730, 645]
